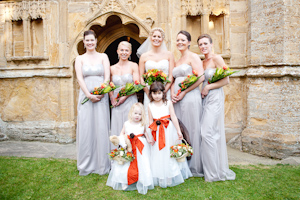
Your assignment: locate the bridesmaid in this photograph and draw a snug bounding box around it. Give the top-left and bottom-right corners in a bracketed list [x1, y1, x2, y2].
[172, 30, 205, 177]
[109, 41, 139, 141]
[75, 30, 111, 175]
[197, 34, 236, 182]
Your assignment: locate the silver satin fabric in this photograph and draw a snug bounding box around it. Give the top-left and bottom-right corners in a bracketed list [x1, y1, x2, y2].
[76, 64, 111, 175]
[110, 74, 138, 148]
[172, 64, 203, 177]
[200, 68, 236, 182]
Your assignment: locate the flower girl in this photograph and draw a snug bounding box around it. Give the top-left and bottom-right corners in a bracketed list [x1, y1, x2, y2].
[148, 81, 192, 188]
[106, 103, 154, 195]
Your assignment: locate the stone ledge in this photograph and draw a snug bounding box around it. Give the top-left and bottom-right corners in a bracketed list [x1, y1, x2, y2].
[246, 66, 300, 78]
[7, 56, 49, 61]
[0, 67, 72, 78]
[4, 121, 76, 144]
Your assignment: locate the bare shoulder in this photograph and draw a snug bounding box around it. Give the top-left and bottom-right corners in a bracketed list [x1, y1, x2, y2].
[190, 51, 201, 61]
[100, 52, 109, 59]
[212, 54, 223, 62]
[129, 61, 139, 68]
[75, 54, 84, 63]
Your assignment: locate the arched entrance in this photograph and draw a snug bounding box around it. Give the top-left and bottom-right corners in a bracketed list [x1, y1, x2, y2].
[105, 36, 140, 65]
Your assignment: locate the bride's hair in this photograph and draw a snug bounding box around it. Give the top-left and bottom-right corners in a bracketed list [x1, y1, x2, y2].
[149, 27, 165, 40]
[149, 81, 167, 104]
[118, 41, 132, 52]
[128, 103, 146, 126]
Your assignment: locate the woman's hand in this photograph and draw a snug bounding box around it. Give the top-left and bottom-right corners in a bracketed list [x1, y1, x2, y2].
[147, 138, 155, 146]
[171, 92, 178, 104]
[110, 96, 118, 107]
[89, 94, 103, 103]
[201, 85, 210, 98]
[176, 90, 186, 101]
[116, 96, 127, 106]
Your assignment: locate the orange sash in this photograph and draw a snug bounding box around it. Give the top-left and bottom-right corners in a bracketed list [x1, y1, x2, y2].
[149, 115, 170, 150]
[127, 134, 144, 185]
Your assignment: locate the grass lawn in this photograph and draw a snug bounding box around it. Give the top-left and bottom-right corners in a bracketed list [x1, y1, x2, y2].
[0, 156, 299, 200]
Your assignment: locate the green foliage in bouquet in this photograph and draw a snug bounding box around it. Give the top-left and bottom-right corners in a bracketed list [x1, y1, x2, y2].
[208, 66, 239, 84]
[142, 69, 171, 85]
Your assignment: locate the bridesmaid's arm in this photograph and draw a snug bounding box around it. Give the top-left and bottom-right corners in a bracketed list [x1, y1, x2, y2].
[174, 53, 204, 101]
[132, 62, 140, 82]
[75, 56, 101, 103]
[109, 66, 117, 107]
[102, 53, 110, 83]
[139, 54, 150, 97]
[164, 52, 175, 93]
[169, 101, 183, 140]
[201, 55, 229, 98]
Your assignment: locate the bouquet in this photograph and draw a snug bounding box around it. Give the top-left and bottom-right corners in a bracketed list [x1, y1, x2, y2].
[170, 141, 193, 162]
[176, 70, 204, 96]
[111, 80, 145, 108]
[108, 147, 135, 165]
[142, 69, 171, 85]
[208, 66, 239, 84]
[81, 81, 118, 104]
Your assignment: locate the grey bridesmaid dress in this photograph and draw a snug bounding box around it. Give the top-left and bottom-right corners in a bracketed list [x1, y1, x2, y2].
[110, 74, 138, 145]
[200, 68, 236, 182]
[76, 64, 111, 175]
[172, 64, 203, 177]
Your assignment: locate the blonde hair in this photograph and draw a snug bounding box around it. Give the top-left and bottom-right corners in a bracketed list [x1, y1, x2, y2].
[149, 27, 165, 39]
[117, 41, 132, 52]
[128, 103, 146, 126]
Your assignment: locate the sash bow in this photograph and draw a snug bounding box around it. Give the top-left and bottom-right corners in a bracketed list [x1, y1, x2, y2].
[149, 115, 170, 150]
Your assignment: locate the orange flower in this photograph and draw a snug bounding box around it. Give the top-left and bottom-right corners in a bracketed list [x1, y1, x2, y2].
[192, 70, 198, 76]
[187, 75, 191, 78]
[134, 80, 140, 85]
[101, 83, 106, 89]
[109, 82, 115, 88]
[161, 72, 167, 78]
[174, 149, 178, 152]
[223, 66, 228, 70]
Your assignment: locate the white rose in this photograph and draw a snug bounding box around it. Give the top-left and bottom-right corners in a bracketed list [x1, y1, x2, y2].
[178, 152, 182, 156]
[183, 147, 187, 151]
[120, 151, 124, 156]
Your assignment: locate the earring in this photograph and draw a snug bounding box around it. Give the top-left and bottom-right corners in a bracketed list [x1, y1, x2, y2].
[129, 55, 131, 60]
[84, 44, 86, 49]
[118, 55, 119, 59]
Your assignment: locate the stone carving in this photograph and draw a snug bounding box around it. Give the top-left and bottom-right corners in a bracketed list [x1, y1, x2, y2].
[124, 0, 137, 12]
[8, 1, 46, 21]
[101, 0, 123, 13]
[143, 17, 154, 27]
[181, 0, 228, 16]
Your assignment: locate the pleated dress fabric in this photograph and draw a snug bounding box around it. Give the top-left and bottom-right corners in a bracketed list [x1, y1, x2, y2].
[76, 64, 111, 175]
[200, 68, 236, 182]
[172, 64, 204, 177]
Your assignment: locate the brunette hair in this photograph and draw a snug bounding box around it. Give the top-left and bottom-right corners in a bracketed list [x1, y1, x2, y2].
[117, 41, 132, 52]
[178, 30, 191, 42]
[149, 81, 167, 104]
[149, 27, 165, 40]
[83, 30, 97, 39]
[197, 34, 213, 44]
[128, 103, 146, 126]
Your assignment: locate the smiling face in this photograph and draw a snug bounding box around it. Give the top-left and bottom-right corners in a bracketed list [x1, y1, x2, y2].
[132, 106, 142, 122]
[176, 33, 190, 51]
[198, 37, 213, 55]
[151, 30, 163, 47]
[83, 34, 97, 50]
[117, 44, 131, 61]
